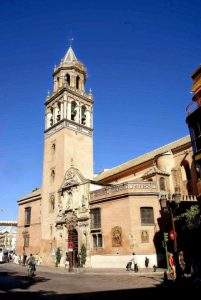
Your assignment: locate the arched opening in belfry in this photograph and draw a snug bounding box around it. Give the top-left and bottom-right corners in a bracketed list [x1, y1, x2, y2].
[65, 73, 70, 85]
[76, 75, 80, 90]
[81, 105, 86, 125]
[71, 101, 77, 121]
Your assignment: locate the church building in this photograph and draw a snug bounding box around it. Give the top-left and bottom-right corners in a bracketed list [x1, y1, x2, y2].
[16, 46, 199, 268]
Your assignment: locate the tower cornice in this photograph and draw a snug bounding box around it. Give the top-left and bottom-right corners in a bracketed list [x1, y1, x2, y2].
[45, 86, 93, 106]
[53, 65, 86, 77]
[44, 118, 93, 138]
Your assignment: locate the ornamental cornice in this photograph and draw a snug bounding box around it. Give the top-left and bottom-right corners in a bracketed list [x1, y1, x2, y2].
[90, 181, 158, 202]
[53, 65, 86, 77]
[45, 86, 93, 106]
[90, 192, 159, 205]
[44, 119, 93, 138]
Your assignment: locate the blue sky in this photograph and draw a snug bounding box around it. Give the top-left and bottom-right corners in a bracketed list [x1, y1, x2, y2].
[0, 0, 201, 220]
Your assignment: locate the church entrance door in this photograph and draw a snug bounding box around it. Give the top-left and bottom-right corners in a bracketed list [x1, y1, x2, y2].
[68, 228, 78, 268]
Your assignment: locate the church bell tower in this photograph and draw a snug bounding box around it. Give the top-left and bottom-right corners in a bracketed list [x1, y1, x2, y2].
[41, 46, 93, 264]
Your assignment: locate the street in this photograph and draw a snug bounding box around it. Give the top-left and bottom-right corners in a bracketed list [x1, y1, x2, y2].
[0, 263, 166, 299]
[0, 263, 198, 300]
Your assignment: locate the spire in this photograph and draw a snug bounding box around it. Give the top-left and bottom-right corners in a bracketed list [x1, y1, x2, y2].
[63, 46, 77, 63]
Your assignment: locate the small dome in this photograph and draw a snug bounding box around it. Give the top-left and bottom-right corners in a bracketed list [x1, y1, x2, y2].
[156, 151, 175, 173]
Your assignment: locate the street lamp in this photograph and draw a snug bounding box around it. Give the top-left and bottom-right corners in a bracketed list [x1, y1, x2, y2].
[159, 192, 181, 279]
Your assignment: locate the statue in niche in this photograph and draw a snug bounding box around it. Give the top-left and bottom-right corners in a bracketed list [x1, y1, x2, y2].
[66, 190, 73, 210]
[81, 195, 87, 208]
[112, 226, 122, 247]
[141, 230, 149, 243]
[57, 209, 63, 221]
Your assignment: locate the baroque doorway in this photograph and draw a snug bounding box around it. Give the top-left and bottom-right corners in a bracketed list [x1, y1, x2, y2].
[68, 227, 78, 267]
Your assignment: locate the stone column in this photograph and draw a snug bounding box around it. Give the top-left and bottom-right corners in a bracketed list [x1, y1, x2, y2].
[60, 102, 64, 120]
[63, 101, 67, 119]
[67, 101, 71, 120]
[85, 109, 90, 127]
[75, 102, 80, 123]
[46, 112, 51, 129]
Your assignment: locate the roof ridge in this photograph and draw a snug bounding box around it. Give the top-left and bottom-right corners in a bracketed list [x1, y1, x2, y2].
[94, 135, 191, 181]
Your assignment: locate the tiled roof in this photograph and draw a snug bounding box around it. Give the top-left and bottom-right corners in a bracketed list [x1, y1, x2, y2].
[94, 136, 191, 182]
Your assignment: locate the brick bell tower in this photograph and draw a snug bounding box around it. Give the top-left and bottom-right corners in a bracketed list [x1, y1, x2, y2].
[41, 46, 93, 265]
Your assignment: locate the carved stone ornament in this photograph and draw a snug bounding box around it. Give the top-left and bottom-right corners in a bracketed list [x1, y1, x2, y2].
[142, 166, 169, 180]
[59, 167, 88, 195]
[112, 226, 122, 247]
[65, 210, 78, 229]
[141, 230, 149, 243]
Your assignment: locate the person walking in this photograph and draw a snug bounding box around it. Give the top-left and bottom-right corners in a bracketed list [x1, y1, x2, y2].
[26, 254, 36, 277]
[168, 253, 176, 279]
[131, 252, 136, 270]
[22, 253, 27, 266]
[145, 257, 149, 268]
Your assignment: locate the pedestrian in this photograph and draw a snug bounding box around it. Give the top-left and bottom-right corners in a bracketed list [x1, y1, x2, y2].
[145, 257, 149, 268]
[131, 252, 136, 270]
[168, 253, 176, 279]
[22, 253, 27, 266]
[65, 252, 69, 269]
[77, 251, 81, 267]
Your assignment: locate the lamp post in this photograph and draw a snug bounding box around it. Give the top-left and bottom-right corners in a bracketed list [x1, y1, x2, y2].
[160, 192, 181, 279]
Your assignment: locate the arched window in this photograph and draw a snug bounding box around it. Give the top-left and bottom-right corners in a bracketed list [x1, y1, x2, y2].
[159, 177, 166, 191]
[50, 169, 55, 182]
[81, 105, 86, 125]
[51, 143, 56, 155]
[181, 160, 191, 181]
[65, 73, 70, 85]
[140, 207, 154, 225]
[71, 101, 77, 121]
[76, 75, 80, 90]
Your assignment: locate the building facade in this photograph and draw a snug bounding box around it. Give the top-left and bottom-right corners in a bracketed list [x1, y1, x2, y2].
[186, 66, 201, 200]
[90, 136, 197, 268]
[16, 46, 199, 268]
[0, 221, 17, 251]
[17, 47, 93, 266]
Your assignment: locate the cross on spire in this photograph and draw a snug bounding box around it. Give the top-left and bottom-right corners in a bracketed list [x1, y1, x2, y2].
[68, 37, 74, 47]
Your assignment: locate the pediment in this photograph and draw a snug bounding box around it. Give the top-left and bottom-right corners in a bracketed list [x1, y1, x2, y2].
[59, 167, 88, 194]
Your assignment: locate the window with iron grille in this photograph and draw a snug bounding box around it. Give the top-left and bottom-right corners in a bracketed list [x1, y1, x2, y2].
[140, 207, 154, 225]
[23, 234, 29, 247]
[159, 177, 166, 191]
[92, 234, 102, 248]
[24, 207, 31, 226]
[90, 208, 101, 229]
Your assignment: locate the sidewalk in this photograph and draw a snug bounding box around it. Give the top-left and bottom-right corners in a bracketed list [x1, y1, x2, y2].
[36, 264, 165, 276]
